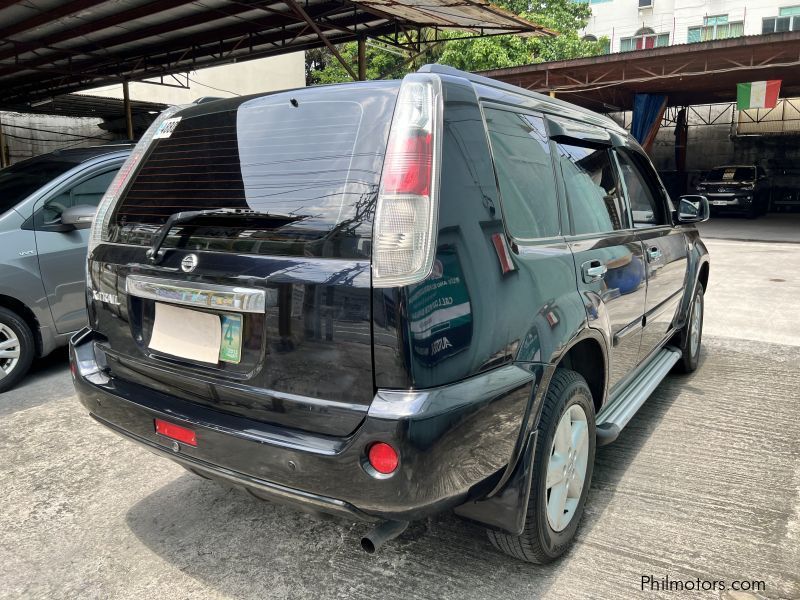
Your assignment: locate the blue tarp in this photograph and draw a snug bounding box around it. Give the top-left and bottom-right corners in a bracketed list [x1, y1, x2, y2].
[632, 93, 667, 146]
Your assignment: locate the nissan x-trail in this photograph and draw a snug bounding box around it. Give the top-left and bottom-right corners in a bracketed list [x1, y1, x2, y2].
[71, 65, 710, 563]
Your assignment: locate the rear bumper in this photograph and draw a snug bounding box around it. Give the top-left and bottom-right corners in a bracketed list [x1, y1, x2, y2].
[70, 328, 539, 522]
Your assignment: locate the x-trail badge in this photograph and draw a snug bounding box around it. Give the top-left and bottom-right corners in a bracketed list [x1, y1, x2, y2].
[181, 254, 198, 273]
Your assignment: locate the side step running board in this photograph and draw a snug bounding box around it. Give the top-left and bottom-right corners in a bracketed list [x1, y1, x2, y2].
[595, 346, 682, 446]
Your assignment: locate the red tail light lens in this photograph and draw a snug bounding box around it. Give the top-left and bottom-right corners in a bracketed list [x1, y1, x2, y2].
[154, 418, 197, 447]
[368, 442, 399, 474]
[372, 74, 442, 287]
[380, 132, 432, 197]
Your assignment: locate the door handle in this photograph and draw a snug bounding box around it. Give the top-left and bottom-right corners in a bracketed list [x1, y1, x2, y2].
[647, 246, 662, 261]
[582, 260, 607, 283]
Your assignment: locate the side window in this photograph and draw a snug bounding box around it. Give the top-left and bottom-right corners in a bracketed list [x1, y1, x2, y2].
[40, 169, 118, 226]
[553, 139, 627, 235]
[615, 149, 667, 227]
[484, 108, 560, 239]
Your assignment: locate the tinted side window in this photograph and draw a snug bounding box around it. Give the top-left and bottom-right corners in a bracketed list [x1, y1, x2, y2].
[40, 169, 118, 226]
[615, 149, 667, 227]
[484, 108, 560, 239]
[553, 140, 627, 235]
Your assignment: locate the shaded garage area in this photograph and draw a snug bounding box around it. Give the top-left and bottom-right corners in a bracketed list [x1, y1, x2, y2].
[0, 0, 549, 162]
[485, 32, 800, 236]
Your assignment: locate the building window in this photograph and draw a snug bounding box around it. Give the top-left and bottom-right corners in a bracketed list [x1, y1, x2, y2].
[688, 15, 744, 42]
[620, 28, 669, 51]
[583, 34, 611, 54]
[763, 7, 800, 33]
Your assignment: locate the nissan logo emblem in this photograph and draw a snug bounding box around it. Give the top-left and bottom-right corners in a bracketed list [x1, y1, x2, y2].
[181, 254, 198, 273]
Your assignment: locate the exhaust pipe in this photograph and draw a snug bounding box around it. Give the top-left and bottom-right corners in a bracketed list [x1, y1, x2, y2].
[360, 520, 409, 554]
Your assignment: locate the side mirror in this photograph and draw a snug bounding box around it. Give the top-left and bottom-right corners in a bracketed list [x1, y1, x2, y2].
[676, 195, 709, 224]
[60, 205, 96, 230]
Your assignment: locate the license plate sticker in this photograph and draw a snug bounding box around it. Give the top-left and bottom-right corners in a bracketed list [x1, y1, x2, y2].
[219, 314, 243, 364]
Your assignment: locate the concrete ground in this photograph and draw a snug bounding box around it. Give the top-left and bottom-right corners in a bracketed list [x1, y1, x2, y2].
[1, 238, 799, 599]
[698, 213, 800, 244]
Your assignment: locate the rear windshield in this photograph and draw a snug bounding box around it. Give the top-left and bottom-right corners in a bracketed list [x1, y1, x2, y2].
[705, 167, 755, 182]
[110, 83, 399, 258]
[0, 157, 79, 214]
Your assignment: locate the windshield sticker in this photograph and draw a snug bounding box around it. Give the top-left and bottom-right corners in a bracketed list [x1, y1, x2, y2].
[154, 117, 182, 139]
[722, 169, 736, 180]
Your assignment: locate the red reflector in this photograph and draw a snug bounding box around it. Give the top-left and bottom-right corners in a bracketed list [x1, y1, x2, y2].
[154, 419, 197, 447]
[368, 442, 399, 474]
[381, 132, 432, 196]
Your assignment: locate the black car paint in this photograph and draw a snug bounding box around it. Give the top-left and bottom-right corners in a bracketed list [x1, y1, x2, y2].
[71, 72, 710, 535]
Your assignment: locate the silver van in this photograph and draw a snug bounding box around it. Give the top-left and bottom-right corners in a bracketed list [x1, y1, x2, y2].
[0, 145, 129, 392]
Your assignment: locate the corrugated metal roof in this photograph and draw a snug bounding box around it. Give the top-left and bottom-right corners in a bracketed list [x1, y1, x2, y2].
[0, 0, 548, 111]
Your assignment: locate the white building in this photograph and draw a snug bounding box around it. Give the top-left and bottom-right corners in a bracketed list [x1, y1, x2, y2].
[580, 0, 800, 53]
[82, 53, 305, 105]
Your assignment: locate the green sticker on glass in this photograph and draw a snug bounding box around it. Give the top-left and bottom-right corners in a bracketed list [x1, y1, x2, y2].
[219, 314, 243, 364]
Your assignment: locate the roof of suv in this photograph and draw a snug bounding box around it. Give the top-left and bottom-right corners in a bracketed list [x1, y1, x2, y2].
[171, 65, 625, 136]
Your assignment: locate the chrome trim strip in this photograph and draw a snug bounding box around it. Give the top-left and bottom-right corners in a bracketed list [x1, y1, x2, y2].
[125, 275, 266, 313]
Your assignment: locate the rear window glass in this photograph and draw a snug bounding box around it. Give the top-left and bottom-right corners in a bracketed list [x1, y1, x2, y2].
[705, 167, 755, 181]
[110, 84, 399, 257]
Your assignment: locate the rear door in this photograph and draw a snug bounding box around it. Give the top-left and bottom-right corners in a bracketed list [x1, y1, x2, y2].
[34, 164, 121, 333]
[614, 146, 688, 360]
[90, 84, 399, 436]
[549, 120, 647, 390]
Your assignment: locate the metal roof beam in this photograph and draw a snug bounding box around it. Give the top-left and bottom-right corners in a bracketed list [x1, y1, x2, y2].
[0, 0, 110, 40]
[0, 0, 345, 68]
[0, 0, 196, 62]
[1, 11, 387, 102]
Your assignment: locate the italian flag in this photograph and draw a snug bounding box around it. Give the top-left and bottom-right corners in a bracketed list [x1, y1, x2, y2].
[737, 80, 781, 110]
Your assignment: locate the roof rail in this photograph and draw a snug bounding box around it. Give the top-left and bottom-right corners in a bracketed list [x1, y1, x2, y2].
[417, 63, 625, 133]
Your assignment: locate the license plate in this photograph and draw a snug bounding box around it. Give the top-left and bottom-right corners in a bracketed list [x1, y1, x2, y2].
[149, 303, 242, 365]
[712, 200, 728, 206]
[219, 314, 243, 364]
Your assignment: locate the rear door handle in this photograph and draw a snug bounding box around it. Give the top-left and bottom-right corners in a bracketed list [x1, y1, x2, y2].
[647, 246, 662, 261]
[582, 260, 607, 283]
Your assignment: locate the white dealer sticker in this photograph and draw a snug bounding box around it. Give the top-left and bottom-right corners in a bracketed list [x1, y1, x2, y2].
[153, 117, 182, 139]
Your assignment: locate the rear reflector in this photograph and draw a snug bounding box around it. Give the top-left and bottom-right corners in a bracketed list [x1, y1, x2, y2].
[368, 442, 399, 474]
[154, 418, 197, 447]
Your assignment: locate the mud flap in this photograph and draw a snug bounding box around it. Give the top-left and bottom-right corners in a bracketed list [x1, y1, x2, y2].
[453, 431, 537, 535]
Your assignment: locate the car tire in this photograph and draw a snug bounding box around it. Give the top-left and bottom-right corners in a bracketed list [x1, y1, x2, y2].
[0, 307, 35, 393]
[487, 369, 596, 564]
[675, 285, 704, 374]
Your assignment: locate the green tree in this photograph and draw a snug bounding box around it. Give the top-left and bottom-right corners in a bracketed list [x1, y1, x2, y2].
[306, 0, 607, 84]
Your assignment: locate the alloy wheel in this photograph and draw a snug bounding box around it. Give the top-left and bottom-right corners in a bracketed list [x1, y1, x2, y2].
[545, 404, 589, 532]
[0, 324, 21, 379]
[690, 292, 703, 358]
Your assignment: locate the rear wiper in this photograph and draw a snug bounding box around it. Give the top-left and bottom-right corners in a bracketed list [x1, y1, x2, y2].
[145, 208, 301, 263]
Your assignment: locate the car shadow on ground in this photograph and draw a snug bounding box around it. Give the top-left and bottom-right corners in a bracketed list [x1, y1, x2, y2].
[123, 363, 701, 600]
[0, 348, 70, 417]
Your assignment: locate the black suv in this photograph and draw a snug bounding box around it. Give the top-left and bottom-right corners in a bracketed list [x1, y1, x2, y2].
[696, 164, 770, 218]
[70, 65, 710, 563]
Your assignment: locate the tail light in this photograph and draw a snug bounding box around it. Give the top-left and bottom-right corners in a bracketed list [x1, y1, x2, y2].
[373, 74, 443, 287]
[87, 104, 185, 258]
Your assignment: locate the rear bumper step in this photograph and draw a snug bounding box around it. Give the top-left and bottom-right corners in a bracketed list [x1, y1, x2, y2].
[595, 346, 681, 445]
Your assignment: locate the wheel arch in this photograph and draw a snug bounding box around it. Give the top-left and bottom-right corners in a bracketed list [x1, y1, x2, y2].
[551, 330, 608, 415]
[0, 294, 42, 356]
